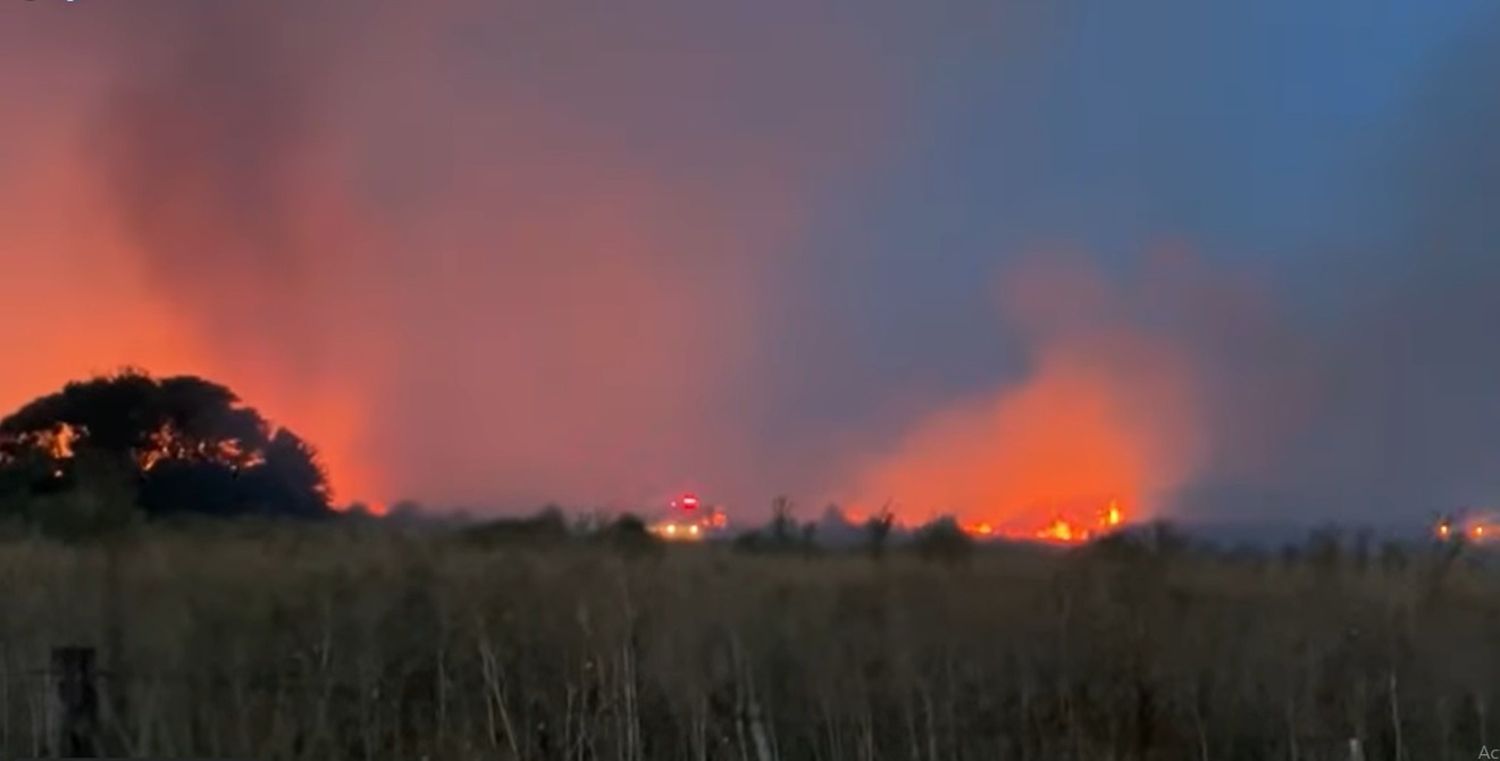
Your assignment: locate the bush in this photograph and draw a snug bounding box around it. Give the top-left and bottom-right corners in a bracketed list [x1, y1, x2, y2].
[909, 515, 973, 561]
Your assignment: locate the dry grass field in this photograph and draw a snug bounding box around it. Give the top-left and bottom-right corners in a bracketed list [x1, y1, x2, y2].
[0, 521, 1492, 761]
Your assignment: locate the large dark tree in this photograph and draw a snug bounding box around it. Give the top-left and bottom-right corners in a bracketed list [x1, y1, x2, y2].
[0, 370, 332, 521]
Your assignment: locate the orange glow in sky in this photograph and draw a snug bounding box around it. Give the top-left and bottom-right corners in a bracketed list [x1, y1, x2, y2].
[850, 260, 1203, 541]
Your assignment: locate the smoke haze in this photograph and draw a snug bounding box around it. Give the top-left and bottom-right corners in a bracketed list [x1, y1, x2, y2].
[851, 256, 1205, 529]
[4, 1, 1500, 525]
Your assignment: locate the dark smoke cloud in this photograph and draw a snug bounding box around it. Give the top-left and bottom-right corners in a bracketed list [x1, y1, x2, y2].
[0, 0, 943, 509]
[97, 5, 328, 376]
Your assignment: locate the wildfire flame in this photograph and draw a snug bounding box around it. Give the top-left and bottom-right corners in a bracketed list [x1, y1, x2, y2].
[848, 259, 1203, 553]
[1036, 519, 1077, 543]
[961, 498, 1127, 545]
[41, 423, 82, 460]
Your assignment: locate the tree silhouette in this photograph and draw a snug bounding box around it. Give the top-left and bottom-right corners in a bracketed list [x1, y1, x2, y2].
[0, 370, 332, 522]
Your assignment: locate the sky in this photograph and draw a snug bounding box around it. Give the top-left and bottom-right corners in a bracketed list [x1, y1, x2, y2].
[2, 0, 1499, 529]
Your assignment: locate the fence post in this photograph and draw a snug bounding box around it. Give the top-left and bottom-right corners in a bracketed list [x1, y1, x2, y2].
[50, 646, 98, 758]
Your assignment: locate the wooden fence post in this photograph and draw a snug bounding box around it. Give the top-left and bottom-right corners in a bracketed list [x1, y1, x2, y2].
[50, 646, 98, 758]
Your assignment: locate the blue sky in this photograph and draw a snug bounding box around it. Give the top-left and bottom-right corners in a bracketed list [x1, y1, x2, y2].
[759, 0, 1500, 518]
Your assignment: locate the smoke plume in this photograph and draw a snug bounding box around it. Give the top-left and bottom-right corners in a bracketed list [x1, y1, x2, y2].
[849, 255, 1206, 530]
[0, 0, 903, 509]
[5, 1, 1500, 528]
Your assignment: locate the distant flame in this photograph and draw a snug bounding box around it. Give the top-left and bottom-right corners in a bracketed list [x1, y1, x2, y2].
[40, 423, 82, 459]
[958, 499, 1127, 545]
[1036, 519, 1076, 543]
[849, 258, 1202, 550]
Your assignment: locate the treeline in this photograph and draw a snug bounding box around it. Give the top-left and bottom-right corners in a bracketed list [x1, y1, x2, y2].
[0, 372, 333, 533]
[0, 520, 1490, 760]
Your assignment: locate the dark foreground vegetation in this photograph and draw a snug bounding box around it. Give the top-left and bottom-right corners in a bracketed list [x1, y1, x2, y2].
[0, 519, 1491, 761]
[0, 371, 333, 529]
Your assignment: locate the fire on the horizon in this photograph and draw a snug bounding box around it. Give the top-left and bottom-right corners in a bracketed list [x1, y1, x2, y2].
[957, 498, 1126, 545]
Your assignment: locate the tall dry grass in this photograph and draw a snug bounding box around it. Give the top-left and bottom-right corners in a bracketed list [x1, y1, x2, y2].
[0, 521, 1492, 760]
